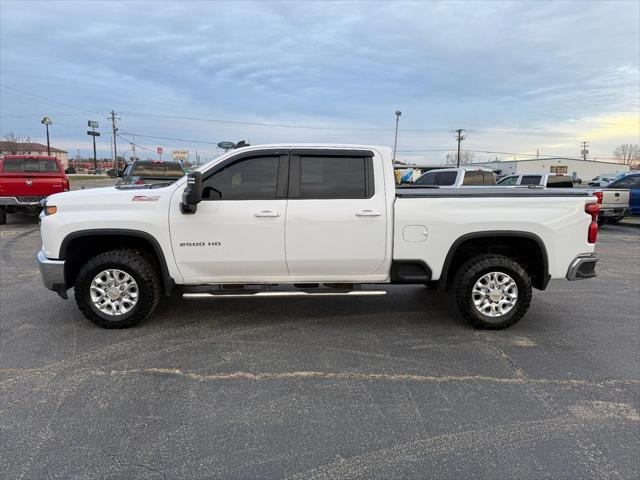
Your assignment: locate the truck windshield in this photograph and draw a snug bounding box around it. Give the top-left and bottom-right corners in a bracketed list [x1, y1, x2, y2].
[132, 162, 184, 177]
[2, 158, 59, 173]
[415, 171, 457, 186]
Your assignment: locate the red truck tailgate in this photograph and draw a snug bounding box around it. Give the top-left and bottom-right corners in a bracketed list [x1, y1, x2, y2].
[0, 156, 68, 199]
[0, 172, 66, 197]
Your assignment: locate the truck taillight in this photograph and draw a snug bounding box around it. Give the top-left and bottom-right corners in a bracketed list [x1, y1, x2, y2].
[585, 202, 599, 244]
[63, 178, 70, 191]
[593, 191, 603, 204]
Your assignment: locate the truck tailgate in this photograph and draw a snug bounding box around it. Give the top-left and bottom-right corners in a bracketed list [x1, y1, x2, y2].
[0, 173, 66, 198]
[601, 189, 630, 207]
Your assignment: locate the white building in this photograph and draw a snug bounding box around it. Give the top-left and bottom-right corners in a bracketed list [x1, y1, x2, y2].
[473, 157, 629, 181]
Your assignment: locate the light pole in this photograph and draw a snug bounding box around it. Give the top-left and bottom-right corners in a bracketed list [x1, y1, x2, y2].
[41, 117, 52, 155]
[392, 111, 401, 163]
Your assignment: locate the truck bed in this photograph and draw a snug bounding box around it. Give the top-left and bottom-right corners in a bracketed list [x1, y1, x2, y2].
[396, 186, 593, 198]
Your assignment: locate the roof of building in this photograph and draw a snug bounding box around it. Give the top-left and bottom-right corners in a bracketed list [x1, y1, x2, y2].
[0, 141, 67, 153]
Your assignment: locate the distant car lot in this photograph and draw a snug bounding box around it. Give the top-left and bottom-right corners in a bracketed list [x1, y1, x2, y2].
[1, 210, 638, 478]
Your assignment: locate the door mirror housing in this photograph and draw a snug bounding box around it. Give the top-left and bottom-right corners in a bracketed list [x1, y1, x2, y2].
[181, 171, 203, 214]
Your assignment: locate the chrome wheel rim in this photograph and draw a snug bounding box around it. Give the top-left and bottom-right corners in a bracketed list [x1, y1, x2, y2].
[472, 271, 518, 318]
[90, 269, 139, 316]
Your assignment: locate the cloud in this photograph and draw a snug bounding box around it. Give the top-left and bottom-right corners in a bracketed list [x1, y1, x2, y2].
[1, 0, 638, 162]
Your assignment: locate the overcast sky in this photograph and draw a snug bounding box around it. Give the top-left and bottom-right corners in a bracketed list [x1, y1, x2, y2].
[1, 0, 638, 164]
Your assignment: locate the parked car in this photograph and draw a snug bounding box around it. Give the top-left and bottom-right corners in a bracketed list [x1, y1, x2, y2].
[588, 174, 624, 187]
[497, 173, 574, 188]
[38, 144, 599, 330]
[0, 155, 69, 224]
[65, 167, 77, 174]
[414, 167, 496, 187]
[118, 160, 185, 186]
[607, 172, 640, 217]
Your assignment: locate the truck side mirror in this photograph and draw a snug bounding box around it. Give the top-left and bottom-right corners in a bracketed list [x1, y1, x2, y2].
[181, 171, 202, 214]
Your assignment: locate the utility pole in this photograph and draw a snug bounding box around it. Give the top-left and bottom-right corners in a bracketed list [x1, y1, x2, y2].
[108, 111, 120, 174]
[581, 141, 589, 161]
[392, 111, 402, 163]
[131, 137, 136, 162]
[455, 129, 465, 167]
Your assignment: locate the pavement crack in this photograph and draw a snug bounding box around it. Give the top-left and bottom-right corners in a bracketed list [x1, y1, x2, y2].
[98, 368, 640, 388]
[475, 332, 527, 379]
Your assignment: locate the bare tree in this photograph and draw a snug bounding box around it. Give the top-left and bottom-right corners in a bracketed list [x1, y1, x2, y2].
[613, 144, 640, 166]
[1, 132, 32, 154]
[445, 151, 475, 165]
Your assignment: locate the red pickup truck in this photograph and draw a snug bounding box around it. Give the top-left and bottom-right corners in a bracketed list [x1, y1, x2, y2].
[0, 155, 69, 224]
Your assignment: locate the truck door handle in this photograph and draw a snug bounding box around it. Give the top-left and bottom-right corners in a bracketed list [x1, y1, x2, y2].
[355, 210, 381, 217]
[254, 210, 280, 217]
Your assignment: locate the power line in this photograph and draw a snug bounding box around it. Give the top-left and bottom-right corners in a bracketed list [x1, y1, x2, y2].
[119, 131, 220, 145]
[0, 83, 103, 115]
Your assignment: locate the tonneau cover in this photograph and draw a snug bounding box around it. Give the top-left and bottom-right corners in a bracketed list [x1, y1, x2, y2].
[396, 187, 593, 198]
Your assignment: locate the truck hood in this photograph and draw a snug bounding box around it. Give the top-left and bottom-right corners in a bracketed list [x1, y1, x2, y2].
[46, 185, 176, 207]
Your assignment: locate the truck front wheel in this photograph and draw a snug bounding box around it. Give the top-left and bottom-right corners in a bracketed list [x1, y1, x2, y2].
[453, 254, 532, 329]
[74, 249, 161, 328]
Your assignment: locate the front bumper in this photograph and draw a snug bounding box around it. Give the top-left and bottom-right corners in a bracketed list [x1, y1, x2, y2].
[36, 250, 68, 298]
[566, 253, 598, 280]
[0, 196, 44, 207]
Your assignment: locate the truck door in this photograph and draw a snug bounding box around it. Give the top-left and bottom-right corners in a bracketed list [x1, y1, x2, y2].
[169, 150, 289, 282]
[284, 149, 387, 277]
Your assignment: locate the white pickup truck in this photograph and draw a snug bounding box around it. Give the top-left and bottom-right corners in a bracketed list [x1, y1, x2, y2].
[37, 144, 600, 330]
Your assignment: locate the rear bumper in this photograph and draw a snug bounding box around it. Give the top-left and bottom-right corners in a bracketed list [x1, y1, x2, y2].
[566, 253, 598, 281]
[36, 250, 67, 298]
[599, 207, 629, 218]
[0, 196, 45, 207]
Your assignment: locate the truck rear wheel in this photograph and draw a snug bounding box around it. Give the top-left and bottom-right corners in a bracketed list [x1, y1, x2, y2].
[0, 206, 6, 225]
[453, 254, 532, 329]
[74, 249, 161, 328]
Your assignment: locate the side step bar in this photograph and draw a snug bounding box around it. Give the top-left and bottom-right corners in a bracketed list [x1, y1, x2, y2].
[183, 290, 387, 299]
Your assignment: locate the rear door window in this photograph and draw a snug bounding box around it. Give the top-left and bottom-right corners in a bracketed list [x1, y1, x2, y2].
[546, 176, 573, 188]
[521, 175, 542, 185]
[482, 172, 496, 184]
[416, 171, 457, 186]
[294, 155, 373, 199]
[2, 158, 59, 173]
[462, 171, 483, 185]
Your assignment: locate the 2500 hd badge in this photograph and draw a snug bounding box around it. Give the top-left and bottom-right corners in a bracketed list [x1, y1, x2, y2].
[179, 242, 221, 247]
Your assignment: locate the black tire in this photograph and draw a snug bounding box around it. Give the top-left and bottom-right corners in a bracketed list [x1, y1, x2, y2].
[0, 206, 6, 225]
[74, 249, 161, 328]
[453, 254, 532, 330]
[607, 216, 624, 224]
[597, 217, 607, 226]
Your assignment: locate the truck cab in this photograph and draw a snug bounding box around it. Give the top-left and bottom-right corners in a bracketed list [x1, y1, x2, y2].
[414, 167, 496, 187]
[497, 173, 574, 188]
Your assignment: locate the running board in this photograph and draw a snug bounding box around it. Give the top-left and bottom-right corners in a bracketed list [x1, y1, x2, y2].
[183, 290, 387, 299]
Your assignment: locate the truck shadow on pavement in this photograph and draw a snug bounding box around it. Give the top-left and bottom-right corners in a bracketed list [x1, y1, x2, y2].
[149, 286, 469, 331]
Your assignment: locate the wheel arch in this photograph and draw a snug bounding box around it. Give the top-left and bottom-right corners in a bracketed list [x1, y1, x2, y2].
[439, 231, 550, 290]
[59, 229, 174, 295]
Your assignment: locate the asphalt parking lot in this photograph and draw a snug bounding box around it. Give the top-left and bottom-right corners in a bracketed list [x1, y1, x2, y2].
[1, 214, 639, 479]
